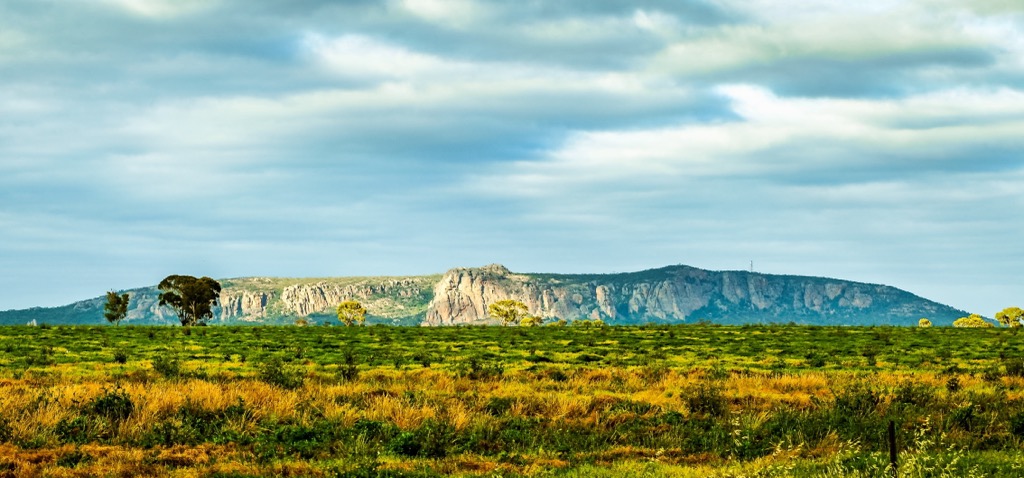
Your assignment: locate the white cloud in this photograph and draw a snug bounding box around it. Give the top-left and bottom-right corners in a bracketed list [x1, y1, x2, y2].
[650, 2, 992, 78]
[98, 0, 215, 18]
[393, 0, 487, 29]
[477, 85, 1024, 198]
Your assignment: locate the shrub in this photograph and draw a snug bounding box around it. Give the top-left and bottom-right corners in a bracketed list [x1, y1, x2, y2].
[686, 383, 727, 418]
[152, 355, 182, 378]
[338, 349, 359, 382]
[0, 417, 12, 443]
[1010, 412, 1024, 438]
[484, 396, 516, 416]
[112, 349, 129, 364]
[54, 416, 96, 444]
[88, 387, 134, 421]
[259, 357, 304, 390]
[1005, 358, 1024, 377]
[56, 449, 93, 468]
[461, 357, 504, 380]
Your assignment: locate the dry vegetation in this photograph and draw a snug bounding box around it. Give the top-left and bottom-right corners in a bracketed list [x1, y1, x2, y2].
[0, 324, 1023, 477]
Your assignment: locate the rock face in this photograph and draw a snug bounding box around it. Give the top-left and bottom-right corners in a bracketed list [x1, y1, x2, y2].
[423, 264, 966, 326]
[220, 291, 273, 320]
[276, 279, 428, 318]
[0, 264, 968, 326]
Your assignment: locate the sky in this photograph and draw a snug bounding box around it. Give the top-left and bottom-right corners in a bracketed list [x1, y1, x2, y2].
[1, 0, 1022, 316]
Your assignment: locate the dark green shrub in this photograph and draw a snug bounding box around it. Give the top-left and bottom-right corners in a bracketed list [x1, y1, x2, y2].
[56, 449, 92, 468]
[254, 421, 339, 461]
[54, 416, 96, 444]
[946, 376, 962, 393]
[686, 383, 727, 418]
[387, 420, 457, 458]
[891, 381, 934, 408]
[1005, 358, 1024, 377]
[152, 355, 182, 378]
[948, 404, 977, 431]
[26, 346, 56, 366]
[338, 350, 359, 382]
[484, 396, 516, 416]
[1009, 411, 1024, 438]
[0, 417, 12, 443]
[112, 349, 128, 364]
[833, 385, 880, 418]
[88, 387, 134, 421]
[259, 357, 304, 390]
[806, 354, 827, 368]
[461, 357, 503, 380]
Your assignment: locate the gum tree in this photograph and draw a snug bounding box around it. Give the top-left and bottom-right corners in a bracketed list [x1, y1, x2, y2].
[337, 300, 367, 326]
[488, 299, 529, 326]
[995, 307, 1024, 327]
[104, 291, 130, 326]
[157, 275, 222, 326]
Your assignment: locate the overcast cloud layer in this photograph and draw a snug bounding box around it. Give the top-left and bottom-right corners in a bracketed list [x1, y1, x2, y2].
[2, 0, 1022, 316]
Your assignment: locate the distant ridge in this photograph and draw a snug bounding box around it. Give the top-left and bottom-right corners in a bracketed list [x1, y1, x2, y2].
[0, 264, 967, 326]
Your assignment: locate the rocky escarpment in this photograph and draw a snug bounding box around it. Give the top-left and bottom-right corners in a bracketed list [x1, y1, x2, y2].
[0, 265, 967, 326]
[423, 264, 966, 326]
[277, 279, 431, 318]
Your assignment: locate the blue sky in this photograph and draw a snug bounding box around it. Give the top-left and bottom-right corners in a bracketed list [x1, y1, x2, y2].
[1, 0, 1022, 316]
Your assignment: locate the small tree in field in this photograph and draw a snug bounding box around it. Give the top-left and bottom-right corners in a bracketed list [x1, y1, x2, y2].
[995, 307, 1024, 328]
[488, 299, 529, 326]
[337, 300, 367, 326]
[104, 291, 130, 326]
[520, 315, 544, 327]
[953, 314, 994, 328]
[158, 275, 222, 326]
[918, 318, 932, 328]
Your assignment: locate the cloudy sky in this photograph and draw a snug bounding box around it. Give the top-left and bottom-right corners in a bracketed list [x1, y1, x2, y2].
[1, 0, 1022, 316]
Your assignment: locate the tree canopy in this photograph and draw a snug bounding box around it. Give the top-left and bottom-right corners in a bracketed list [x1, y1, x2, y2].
[520, 315, 544, 327]
[995, 307, 1024, 328]
[952, 314, 994, 328]
[337, 300, 367, 326]
[918, 318, 932, 328]
[104, 291, 130, 325]
[157, 275, 222, 326]
[488, 299, 529, 326]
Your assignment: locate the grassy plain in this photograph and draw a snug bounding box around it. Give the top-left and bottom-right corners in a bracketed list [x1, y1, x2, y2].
[0, 324, 1023, 477]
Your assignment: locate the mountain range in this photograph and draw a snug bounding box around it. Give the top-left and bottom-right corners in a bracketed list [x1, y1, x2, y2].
[0, 264, 967, 326]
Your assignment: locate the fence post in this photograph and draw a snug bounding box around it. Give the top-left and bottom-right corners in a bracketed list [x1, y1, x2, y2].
[888, 420, 898, 478]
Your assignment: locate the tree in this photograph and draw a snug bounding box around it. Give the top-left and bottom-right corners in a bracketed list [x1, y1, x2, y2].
[104, 291, 130, 326]
[918, 318, 932, 328]
[337, 300, 367, 326]
[995, 307, 1024, 328]
[520, 315, 544, 327]
[488, 299, 528, 326]
[157, 275, 222, 326]
[952, 314, 994, 328]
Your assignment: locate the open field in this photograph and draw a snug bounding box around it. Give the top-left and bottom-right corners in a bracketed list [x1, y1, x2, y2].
[0, 324, 1023, 477]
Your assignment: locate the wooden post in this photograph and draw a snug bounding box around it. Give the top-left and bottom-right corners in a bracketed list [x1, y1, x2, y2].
[888, 420, 898, 478]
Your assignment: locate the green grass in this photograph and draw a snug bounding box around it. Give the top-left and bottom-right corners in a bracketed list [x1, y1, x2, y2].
[1, 324, 1023, 476]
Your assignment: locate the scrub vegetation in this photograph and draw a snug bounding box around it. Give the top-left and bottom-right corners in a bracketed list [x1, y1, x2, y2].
[1, 324, 1023, 477]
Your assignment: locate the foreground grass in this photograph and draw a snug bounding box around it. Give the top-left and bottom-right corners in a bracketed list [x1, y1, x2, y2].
[0, 324, 1023, 477]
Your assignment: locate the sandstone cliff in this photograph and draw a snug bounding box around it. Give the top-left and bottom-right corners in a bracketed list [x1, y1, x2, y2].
[0, 265, 967, 326]
[422, 264, 965, 326]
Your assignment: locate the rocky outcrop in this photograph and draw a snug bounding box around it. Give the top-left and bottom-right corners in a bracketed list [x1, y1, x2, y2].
[220, 291, 273, 321]
[423, 264, 966, 326]
[0, 264, 967, 326]
[278, 279, 428, 318]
